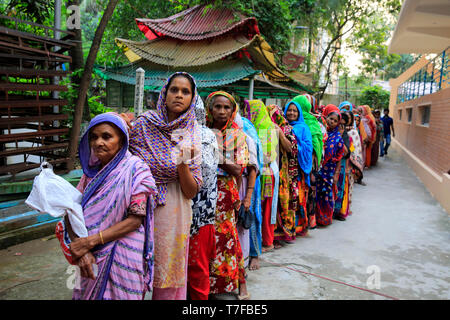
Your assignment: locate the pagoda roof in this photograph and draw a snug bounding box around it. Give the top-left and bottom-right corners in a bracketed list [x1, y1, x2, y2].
[135, 5, 259, 41]
[115, 34, 259, 67]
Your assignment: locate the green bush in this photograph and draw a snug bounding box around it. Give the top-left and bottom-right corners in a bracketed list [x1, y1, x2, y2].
[359, 85, 390, 110]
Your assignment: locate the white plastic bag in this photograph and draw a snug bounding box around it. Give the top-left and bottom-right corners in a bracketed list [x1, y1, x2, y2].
[25, 162, 88, 238]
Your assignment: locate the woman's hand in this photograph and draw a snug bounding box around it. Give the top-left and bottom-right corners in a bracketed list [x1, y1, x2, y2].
[243, 194, 252, 211]
[119, 113, 133, 134]
[78, 252, 97, 280]
[70, 236, 97, 261]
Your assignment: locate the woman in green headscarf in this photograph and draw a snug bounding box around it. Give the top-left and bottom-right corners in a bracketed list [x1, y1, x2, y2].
[243, 99, 279, 253]
[292, 95, 324, 229]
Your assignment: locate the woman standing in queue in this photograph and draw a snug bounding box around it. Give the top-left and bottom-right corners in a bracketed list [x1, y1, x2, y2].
[206, 91, 250, 300]
[293, 95, 324, 230]
[244, 100, 279, 253]
[315, 105, 345, 227]
[283, 100, 313, 236]
[129, 72, 203, 300]
[346, 111, 364, 214]
[266, 103, 300, 246]
[61, 112, 157, 300]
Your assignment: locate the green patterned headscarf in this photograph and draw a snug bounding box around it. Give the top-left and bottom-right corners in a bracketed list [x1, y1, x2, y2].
[244, 99, 278, 164]
[292, 95, 324, 165]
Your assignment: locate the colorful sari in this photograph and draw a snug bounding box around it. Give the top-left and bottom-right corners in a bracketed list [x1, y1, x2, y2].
[283, 101, 313, 234]
[347, 126, 363, 215]
[359, 105, 376, 168]
[129, 72, 202, 299]
[334, 129, 353, 219]
[244, 100, 279, 248]
[315, 105, 345, 226]
[267, 104, 299, 241]
[236, 113, 264, 260]
[69, 113, 156, 300]
[371, 118, 383, 166]
[206, 91, 249, 295]
[188, 98, 218, 300]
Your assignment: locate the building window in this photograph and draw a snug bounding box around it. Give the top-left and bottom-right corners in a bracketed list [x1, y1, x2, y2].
[418, 105, 431, 126]
[406, 108, 413, 123]
[398, 109, 402, 121]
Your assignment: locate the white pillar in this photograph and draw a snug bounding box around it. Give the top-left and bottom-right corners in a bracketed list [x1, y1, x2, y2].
[134, 67, 145, 117]
[248, 76, 255, 100]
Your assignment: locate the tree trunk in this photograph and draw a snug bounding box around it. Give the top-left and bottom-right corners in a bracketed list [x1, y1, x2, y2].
[67, 0, 91, 123]
[67, 0, 119, 170]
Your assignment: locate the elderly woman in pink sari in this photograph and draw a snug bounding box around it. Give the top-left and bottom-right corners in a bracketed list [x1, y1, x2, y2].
[58, 112, 157, 300]
[129, 72, 202, 300]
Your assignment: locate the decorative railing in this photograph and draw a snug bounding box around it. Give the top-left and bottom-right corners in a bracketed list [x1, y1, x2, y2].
[397, 46, 449, 104]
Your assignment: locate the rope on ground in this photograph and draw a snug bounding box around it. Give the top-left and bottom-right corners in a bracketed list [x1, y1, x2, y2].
[259, 258, 400, 300]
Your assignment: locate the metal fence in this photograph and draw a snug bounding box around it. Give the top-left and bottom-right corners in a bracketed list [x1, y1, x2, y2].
[397, 47, 449, 104]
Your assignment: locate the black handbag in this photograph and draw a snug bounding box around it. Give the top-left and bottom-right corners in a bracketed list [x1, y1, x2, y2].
[237, 204, 254, 230]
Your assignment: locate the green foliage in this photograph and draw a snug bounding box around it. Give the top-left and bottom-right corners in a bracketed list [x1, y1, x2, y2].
[59, 68, 111, 127]
[359, 85, 390, 110]
[4, 0, 54, 24]
[384, 54, 417, 80]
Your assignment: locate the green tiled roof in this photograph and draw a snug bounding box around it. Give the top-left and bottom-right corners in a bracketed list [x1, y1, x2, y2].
[94, 59, 260, 90]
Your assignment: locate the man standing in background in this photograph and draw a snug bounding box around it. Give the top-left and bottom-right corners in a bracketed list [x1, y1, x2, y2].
[380, 108, 395, 157]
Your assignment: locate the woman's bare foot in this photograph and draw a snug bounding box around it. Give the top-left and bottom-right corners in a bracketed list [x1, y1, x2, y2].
[249, 257, 260, 270]
[273, 240, 283, 249]
[238, 283, 250, 300]
[261, 245, 274, 253]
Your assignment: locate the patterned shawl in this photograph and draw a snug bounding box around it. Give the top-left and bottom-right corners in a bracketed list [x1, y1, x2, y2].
[77, 112, 157, 299]
[323, 126, 345, 167]
[361, 105, 377, 143]
[348, 127, 364, 174]
[205, 91, 248, 169]
[237, 113, 264, 227]
[243, 99, 278, 198]
[284, 100, 314, 186]
[244, 99, 278, 164]
[129, 72, 202, 206]
[292, 95, 324, 166]
[190, 97, 218, 236]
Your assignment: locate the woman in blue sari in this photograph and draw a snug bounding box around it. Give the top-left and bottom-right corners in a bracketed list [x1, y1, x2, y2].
[283, 101, 313, 235]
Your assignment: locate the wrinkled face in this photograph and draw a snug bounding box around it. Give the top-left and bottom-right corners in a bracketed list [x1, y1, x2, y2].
[326, 113, 340, 130]
[165, 76, 193, 119]
[89, 123, 123, 166]
[286, 104, 299, 122]
[211, 95, 234, 127]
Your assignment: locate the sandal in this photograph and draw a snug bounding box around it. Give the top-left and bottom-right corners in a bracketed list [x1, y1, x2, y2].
[261, 245, 274, 253]
[237, 293, 251, 300]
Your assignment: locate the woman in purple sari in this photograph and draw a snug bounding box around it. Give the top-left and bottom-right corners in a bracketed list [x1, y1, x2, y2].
[61, 112, 156, 300]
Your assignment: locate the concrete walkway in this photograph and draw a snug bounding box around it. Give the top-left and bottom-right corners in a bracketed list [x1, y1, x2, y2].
[0, 148, 449, 300]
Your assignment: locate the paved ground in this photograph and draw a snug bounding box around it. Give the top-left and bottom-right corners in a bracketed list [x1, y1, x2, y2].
[0, 148, 449, 300]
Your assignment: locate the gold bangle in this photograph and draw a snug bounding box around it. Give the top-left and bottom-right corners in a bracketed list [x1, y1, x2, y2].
[99, 231, 104, 245]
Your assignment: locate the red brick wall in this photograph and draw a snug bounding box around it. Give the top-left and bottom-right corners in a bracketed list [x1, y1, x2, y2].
[392, 88, 450, 175]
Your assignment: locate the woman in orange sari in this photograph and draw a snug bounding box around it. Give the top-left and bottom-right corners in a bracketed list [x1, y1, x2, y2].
[206, 91, 250, 300]
[357, 106, 375, 169]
